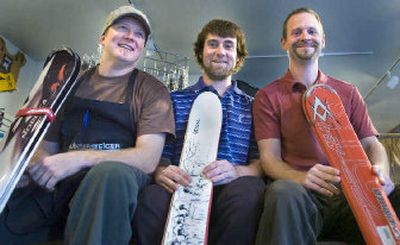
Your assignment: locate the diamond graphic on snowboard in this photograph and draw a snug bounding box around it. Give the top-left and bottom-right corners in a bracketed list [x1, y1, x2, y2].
[312, 96, 332, 122]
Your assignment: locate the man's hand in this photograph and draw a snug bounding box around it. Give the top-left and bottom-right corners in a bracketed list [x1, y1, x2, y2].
[202, 160, 239, 186]
[302, 163, 341, 196]
[155, 165, 192, 193]
[372, 165, 395, 195]
[28, 151, 86, 190]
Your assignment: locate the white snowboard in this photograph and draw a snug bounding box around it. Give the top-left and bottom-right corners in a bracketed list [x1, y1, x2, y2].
[162, 91, 222, 245]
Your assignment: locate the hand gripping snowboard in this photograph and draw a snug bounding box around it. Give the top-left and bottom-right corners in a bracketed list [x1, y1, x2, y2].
[303, 84, 400, 245]
[162, 91, 222, 245]
[0, 48, 81, 213]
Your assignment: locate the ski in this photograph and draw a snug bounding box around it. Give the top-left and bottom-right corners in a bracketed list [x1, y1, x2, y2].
[303, 83, 400, 245]
[162, 91, 222, 245]
[0, 48, 81, 213]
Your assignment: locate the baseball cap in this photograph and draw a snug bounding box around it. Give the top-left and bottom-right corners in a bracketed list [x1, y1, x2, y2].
[102, 5, 151, 42]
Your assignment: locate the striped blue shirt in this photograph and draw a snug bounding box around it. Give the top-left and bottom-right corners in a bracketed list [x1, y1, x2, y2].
[162, 77, 259, 166]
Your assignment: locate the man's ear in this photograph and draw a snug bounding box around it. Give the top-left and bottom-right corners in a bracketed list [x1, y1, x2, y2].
[321, 33, 326, 49]
[99, 35, 106, 47]
[280, 37, 287, 51]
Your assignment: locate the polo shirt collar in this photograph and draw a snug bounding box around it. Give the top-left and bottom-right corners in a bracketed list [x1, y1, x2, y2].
[281, 70, 328, 92]
[189, 76, 243, 96]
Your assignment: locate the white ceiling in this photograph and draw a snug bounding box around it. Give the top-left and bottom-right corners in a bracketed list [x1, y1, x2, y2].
[1, 0, 400, 132]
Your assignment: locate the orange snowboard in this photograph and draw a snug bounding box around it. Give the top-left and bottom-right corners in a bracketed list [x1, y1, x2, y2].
[303, 84, 400, 245]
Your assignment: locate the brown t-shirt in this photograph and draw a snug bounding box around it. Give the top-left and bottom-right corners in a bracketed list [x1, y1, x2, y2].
[46, 67, 175, 142]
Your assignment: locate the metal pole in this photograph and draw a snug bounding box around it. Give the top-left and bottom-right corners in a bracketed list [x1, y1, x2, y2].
[364, 55, 400, 100]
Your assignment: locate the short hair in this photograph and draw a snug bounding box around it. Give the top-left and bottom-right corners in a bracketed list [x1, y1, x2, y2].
[193, 19, 248, 73]
[282, 7, 324, 40]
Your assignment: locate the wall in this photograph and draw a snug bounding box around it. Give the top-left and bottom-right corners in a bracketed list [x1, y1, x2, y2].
[0, 34, 42, 115]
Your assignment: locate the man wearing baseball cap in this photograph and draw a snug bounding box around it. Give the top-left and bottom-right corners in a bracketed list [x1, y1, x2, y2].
[0, 5, 174, 244]
[102, 5, 151, 42]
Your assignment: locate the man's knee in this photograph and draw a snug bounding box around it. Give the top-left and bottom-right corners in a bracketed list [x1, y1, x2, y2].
[75, 162, 150, 206]
[87, 161, 134, 180]
[85, 161, 148, 189]
[265, 180, 309, 204]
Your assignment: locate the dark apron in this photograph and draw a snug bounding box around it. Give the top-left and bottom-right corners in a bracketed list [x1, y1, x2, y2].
[60, 68, 138, 151]
[2, 68, 138, 237]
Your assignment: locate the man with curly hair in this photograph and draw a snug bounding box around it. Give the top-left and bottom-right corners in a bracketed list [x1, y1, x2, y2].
[133, 19, 265, 245]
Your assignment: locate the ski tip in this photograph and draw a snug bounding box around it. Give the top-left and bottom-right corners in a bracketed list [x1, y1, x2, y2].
[44, 47, 80, 68]
[305, 83, 338, 98]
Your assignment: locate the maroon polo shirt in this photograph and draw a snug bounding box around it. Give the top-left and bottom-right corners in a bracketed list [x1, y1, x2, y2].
[253, 70, 378, 171]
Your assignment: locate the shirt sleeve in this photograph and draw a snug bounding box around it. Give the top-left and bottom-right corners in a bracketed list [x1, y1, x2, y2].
[253, 89, 281, 141]
[135, 76, 175, 138]
[348, 85, 378, 139]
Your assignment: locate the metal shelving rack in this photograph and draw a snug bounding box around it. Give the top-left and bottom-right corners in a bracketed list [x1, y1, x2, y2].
[140, 49, 189, 91]
[81, 49, 190, 91]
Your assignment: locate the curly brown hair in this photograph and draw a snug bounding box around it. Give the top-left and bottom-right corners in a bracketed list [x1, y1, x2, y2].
[194, 19, 248, 73]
